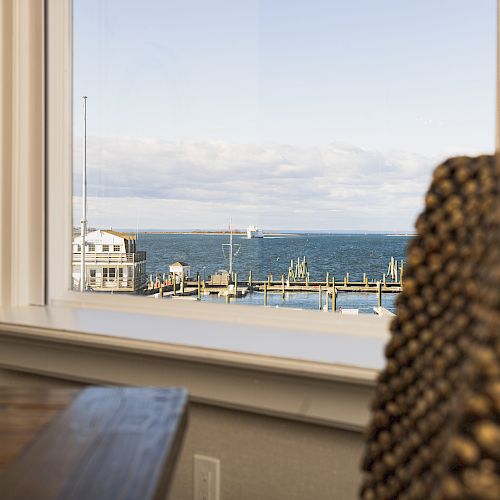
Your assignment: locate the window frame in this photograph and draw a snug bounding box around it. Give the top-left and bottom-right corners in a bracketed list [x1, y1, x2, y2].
[45, 0, 500, 338]
[44, 0, 395, 338]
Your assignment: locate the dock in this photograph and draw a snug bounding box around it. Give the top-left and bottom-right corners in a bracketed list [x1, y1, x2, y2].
[143, 256, 405, 313]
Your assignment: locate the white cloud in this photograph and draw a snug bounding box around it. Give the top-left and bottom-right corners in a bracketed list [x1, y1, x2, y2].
[73, 137, 443, 231]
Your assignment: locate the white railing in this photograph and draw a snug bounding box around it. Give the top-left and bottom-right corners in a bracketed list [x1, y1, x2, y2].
[72, 251, 146, 264]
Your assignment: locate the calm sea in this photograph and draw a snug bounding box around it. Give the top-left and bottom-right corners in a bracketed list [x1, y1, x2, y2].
[137, 233, 410, 314]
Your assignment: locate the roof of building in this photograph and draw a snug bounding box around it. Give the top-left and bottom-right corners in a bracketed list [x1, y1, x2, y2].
[170, 261, 190, 267]
[104, 229, 136, 240]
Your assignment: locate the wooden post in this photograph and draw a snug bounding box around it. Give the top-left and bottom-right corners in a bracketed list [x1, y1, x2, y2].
[318, 285, 323, 310]
[383, 273, 386, 286]
[264, 282, 268, 306]
[325, 289, 330, 311]
[281, 274, 285, 300]
[226, 287, 230, 303]
[268, 274, 271, 286]
[173, 276, 177, 296]
[363, 272, 366, 284]
[394, 260, 398, 282]
[400, 261, 404, 285]
[332, 287, 337, 312]
[326, 272, 329, 287]
[159, 285, 163, 298]
[346, 272, 349, 283]
[197, 275, 201, 300]
[344, 275, 347, 286]
[306, 272, 310, 287]
[377, 280, 382, 307]
[249, 270, 252, 288]
[181, 273, 185, 294]
[332, 275, 335, 288]
[234, 272, 238, 298]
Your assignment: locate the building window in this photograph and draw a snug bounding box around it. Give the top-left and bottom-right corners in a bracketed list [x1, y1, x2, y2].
[88, 243, 95, 252]
[113, 245, 121, 252]
[103, 268, 108, 278]
[77, 245, 81, 252]
[89, 269, 96, 278]
[102, 245, 109, 252]
[109, 268, 116, 278]
[118, 268, 123, 278]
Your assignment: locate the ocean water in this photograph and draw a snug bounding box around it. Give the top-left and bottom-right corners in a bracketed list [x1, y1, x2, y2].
[138, 233, 410, 314]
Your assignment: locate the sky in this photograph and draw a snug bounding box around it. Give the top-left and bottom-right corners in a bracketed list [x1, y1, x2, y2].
[73, 0, 496, 231]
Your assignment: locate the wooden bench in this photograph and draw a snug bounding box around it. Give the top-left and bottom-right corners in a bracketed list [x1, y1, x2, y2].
[0, 386, 188, 499]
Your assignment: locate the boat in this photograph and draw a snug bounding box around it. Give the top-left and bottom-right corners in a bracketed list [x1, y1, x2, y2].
[247, 225, 264, 239]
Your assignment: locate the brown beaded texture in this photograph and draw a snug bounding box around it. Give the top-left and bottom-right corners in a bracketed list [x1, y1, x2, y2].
[361, 156, 500, 500]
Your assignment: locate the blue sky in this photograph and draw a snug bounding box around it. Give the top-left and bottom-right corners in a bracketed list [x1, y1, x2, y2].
[73, 0, 496, 231]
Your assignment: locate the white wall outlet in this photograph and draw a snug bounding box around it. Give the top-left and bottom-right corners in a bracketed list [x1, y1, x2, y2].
[194, 454, 220, 500]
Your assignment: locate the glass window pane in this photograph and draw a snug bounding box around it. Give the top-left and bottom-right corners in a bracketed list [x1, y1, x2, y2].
[72, 1, 495, 312]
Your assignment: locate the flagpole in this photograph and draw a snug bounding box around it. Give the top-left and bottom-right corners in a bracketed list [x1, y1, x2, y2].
[80, 96, 88, 292]
[229, 218, 233, 276]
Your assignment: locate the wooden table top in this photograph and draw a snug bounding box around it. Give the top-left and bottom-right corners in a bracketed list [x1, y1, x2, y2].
[0, 386, 188, 500]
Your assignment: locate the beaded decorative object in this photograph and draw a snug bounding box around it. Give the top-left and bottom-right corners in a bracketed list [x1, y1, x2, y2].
[361, 156, 500, 500]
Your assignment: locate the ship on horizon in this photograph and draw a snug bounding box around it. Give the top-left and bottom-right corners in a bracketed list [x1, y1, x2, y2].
[246, 225, 264, 239]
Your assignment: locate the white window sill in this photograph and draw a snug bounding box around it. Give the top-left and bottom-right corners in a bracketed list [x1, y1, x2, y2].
[0, 304, 390, 431]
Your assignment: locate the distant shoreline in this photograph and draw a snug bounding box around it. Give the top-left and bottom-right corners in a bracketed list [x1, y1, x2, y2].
[138, 231, 300, 237]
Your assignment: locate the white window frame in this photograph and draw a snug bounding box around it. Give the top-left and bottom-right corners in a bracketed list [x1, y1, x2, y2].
[43, 0, 395, 336]
[0, 0, 498, 430]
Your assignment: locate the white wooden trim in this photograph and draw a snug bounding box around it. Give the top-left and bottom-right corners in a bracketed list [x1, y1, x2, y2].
[0, 306, 381, 431]
[46, 0, 73, 302]
[0, 0, 45, 307]
[0, 1, 14, 307]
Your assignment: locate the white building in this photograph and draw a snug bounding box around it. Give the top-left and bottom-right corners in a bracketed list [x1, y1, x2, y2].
[72, 229, 147, 292]
[169, 261, 191, 280]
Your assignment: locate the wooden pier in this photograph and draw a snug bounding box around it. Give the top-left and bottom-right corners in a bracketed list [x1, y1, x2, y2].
[143, 256, 405, 312]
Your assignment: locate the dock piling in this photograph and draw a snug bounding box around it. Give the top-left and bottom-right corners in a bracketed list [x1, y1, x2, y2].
[264, 283, 268, 306]
[318, 285, 323, 310]
[249, 270, 252, 288]
[333, 287, 337, 312]
[377, 280, 382, 307]
[234, 273, 238, 298]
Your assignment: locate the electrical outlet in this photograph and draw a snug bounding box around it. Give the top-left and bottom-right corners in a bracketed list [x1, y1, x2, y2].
[194, 454, 220, 500]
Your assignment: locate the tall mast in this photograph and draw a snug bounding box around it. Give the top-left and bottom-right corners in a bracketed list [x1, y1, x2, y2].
[229, 219, 233, 276]
[80, 96, 88, 292]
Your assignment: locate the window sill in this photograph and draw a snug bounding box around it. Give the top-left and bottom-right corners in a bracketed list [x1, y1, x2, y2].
[0, 304, 390, 431]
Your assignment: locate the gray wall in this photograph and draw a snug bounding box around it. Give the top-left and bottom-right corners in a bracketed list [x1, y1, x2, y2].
[0, 369, 364, 500]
